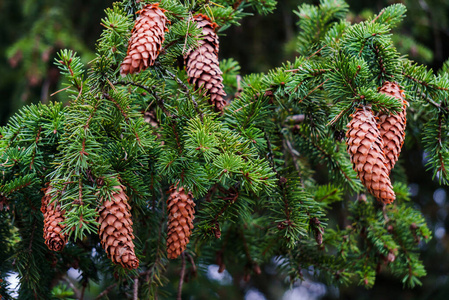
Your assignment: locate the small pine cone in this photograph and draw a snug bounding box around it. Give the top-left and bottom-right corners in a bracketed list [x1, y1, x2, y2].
[185, 14, 227, 112]
[120, 3, 169, 76]
[346, 107, 395, 204]
[97, 185, 139, 269]
[166, 185, 195, 259]
[41, 186, 68, 252]
[377, 81, 408, 174]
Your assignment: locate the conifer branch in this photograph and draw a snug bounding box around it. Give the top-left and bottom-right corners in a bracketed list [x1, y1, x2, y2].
[296, 131, 358, 188]
[211, 187, 239, 226]
[29, 126, 42, 170]
[103, 93, 129, 121]
[114, 81, 175, 118]
[402, 71, 449, 92]
[165, 70, 204, 121]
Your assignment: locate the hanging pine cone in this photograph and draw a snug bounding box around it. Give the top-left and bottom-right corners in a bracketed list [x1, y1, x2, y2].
[97, 184, 139, 269]
[185, 14, 227, 112]
[41, 185, 68, 252]
[346, 106, 395, 204]
[166, 185, 195, 259]
[377, 81, 408, 174]
[120, 3, 169, 76]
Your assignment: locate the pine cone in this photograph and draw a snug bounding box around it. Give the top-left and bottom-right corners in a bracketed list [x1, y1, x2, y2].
[120, 3, 169, 76]
[346, 107, 395, 204]
[166, 185, 195, 259]
[185, 14, 227, 112]
[97, 185, 139, 269]
[41, 186, 68, 252]
[377, 81, 408, 174]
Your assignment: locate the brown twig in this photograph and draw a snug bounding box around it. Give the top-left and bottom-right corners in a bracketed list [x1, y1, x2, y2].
[133, 278, 138, 300]
[95, 283, 117, 299]
[50, 85, 73, 97]
[177, 253, 186, 300]
[298, 79, 328, 104]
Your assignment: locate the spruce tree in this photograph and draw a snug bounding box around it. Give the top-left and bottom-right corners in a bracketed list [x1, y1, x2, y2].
[0, 0, 448, 299]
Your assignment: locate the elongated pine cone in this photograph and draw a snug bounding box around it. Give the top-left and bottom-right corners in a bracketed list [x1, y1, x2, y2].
[166, 185, 195, 259]
[97, 185, 139, 269]
[346, 107, 395, 204]
[120, 3, 169, 76]
[377, 81, 408, 174]
[185, 14, 226, 112]
[41, 186, 68, 252]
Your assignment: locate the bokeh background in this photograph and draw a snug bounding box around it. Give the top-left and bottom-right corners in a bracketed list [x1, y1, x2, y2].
[1, 0, 449, 299]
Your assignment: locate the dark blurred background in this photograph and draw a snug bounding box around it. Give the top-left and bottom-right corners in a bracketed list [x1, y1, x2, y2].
[1, 0, 449, 299]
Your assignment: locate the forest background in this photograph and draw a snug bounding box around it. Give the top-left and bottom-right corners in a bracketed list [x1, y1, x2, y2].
[0, 0, 449, 299]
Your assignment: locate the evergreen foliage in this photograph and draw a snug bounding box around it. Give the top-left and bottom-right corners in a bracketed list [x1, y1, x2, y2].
[0, 0, 448, 298]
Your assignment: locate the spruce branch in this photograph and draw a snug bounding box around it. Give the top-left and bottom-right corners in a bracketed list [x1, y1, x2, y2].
[114, 80, 175, 118]
[165, 70, 204, 121]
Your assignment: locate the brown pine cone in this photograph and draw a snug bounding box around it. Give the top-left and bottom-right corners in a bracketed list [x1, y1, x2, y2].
[166, 185, 195, 259]
[377, 81, 408, 174]
[346, 107, 395, 204]
[120, 3, 169, 76]
[185, 14, 227, 112]
[97, 185, 139, 269]
[41, 185, 68, 252]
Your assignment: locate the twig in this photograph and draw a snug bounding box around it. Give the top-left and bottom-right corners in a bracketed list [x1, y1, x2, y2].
[133, 278, 138, 300]
[283, 138, 304, 187]
[50, 85, 73, 97]
[63, 276, 82, 300]
[95, 283, 117, 299]
[177, 253, 186, 300]
[81, 284, 86, 300]
[182, 14, 192, 55]
[371, 9, 384, 23]
[307, 44, 327, 59]
[298, 79, 328, 104]
[186, 253, 197, 276]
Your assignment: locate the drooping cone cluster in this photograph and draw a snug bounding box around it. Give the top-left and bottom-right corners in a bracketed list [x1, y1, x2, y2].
[41, 185, 68, 252]
[166, 185, 195, 259]
[346, 107, 396, 204]
[185, 14, 227, 112]
[377, 81, 408, 174]
[120, 3, 169, 76]
[97, 185, 139, 269]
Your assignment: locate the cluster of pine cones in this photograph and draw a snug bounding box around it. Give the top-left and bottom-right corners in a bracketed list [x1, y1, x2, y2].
[41, 181, 195, 269]
[346, 82, 408, 204]
[40, 4, 202, 268]
[120, 4, 226, 112]
[39, 3, 407, 271]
